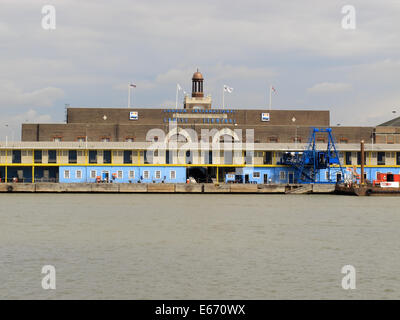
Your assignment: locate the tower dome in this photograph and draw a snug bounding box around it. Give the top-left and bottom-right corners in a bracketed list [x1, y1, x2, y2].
[192, 69, 204, 98]
[192, 71, 204, 80]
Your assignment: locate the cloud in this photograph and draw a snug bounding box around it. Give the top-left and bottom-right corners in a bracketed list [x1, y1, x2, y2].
[0, 0, 400, 127]
[0, 109, 52, 141]
[0, 81, 65, 108]
[307, 82, 352, 94]
[10, 109, 52, 124]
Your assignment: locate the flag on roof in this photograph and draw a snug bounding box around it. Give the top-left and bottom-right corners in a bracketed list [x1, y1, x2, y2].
[224, 85, 233, 93]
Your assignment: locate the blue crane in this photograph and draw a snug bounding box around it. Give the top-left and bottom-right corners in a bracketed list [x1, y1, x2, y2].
[279, 127, 345, 184]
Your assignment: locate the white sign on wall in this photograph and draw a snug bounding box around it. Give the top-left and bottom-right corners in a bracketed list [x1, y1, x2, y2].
[261, 113, 270, 122]
[381, 182, 399, 188]
[129, 111, 138, 120]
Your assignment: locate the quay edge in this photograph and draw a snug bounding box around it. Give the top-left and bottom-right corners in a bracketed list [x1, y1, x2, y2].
[0, 183, 336, 194]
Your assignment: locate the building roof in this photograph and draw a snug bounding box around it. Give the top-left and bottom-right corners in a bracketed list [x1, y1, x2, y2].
[0, 141, 397, 152]
[378, 116, 400, 127]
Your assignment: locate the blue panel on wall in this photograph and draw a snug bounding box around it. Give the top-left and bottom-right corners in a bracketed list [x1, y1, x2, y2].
[59, 166, 186, 184]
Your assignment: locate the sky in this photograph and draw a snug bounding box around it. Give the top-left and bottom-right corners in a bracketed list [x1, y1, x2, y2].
[1, 0, 400, 140]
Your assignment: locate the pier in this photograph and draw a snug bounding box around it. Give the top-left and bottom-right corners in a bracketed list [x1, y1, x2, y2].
[0, 183, 336, 194]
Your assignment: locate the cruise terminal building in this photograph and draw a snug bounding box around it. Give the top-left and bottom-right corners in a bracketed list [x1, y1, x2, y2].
[1, 71, 400, 184]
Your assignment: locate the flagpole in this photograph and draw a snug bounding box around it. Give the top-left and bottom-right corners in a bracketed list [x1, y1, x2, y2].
[222, 86, 225, 110]
[176, 84, 178, 109]
[132, 86, 134, 108]
[269, 85, 272, 111]
[128, 85, 131, 108]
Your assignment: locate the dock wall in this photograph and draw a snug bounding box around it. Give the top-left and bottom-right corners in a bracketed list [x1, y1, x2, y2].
[0, 183, 335, 194]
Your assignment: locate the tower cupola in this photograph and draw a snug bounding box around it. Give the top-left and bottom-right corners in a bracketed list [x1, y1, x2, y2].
[192, 69, 204, 98]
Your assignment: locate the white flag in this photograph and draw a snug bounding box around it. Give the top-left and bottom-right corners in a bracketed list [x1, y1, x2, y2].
[177, 84, 183, 91]
[224, 85, 233, 93]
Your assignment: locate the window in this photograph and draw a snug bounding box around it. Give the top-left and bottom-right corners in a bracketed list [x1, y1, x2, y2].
[64, 170, 70, 179]
[103, 150, 112, 164]
[101, 137, 111, 142]
[77, 137, 86, 142]
[12, 150, 21, 163]
[48, 150, 57, 163]
[325, 171, 330, 180]
[387, 135, 395, 144]
[155, 170, 161, 179]
[76, 170, 82, 179]
[170, 170, 176, 180]
[125, 137, 134, 142]
[154, 150, 159, 157]
[144, 150, 148, 164]
[339, 138, 348, 144]
[357, 152, 367, 165]
[34, 150, 42, 163]
[143, 170, 149, 179]
[90, 170, 96, 179]
[397, 152, 400, 166]
[117, 170, 123, 179]
[244, 151, 253, 165]
[316, 138, 325, 143]
[123, 150, 132, 164]
[53, 136, 62, 142]
[253, 172, 260, 178]
[377, 152, 385, 165]
[68, 150, 77, 164]
[89, 150, 97, 164]
[264, 152, 272, 165]
[280, 171, 286, 180]
[345, 152, 352, 165]
[269, 137, 278, 143]
[129, 170, 135, 179]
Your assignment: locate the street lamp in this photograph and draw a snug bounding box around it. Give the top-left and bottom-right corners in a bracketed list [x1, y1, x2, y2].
[292, 117, 297, 146]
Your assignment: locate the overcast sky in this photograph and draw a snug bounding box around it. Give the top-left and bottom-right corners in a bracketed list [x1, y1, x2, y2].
[1, 0, 400, 139]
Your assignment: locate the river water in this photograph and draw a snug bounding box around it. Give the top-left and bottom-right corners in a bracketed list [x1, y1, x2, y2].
[0, 193, 399, 299]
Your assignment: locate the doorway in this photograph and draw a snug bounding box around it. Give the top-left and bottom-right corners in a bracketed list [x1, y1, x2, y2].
[102, 171, 110, 182]
[288, 172, 295, 184]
